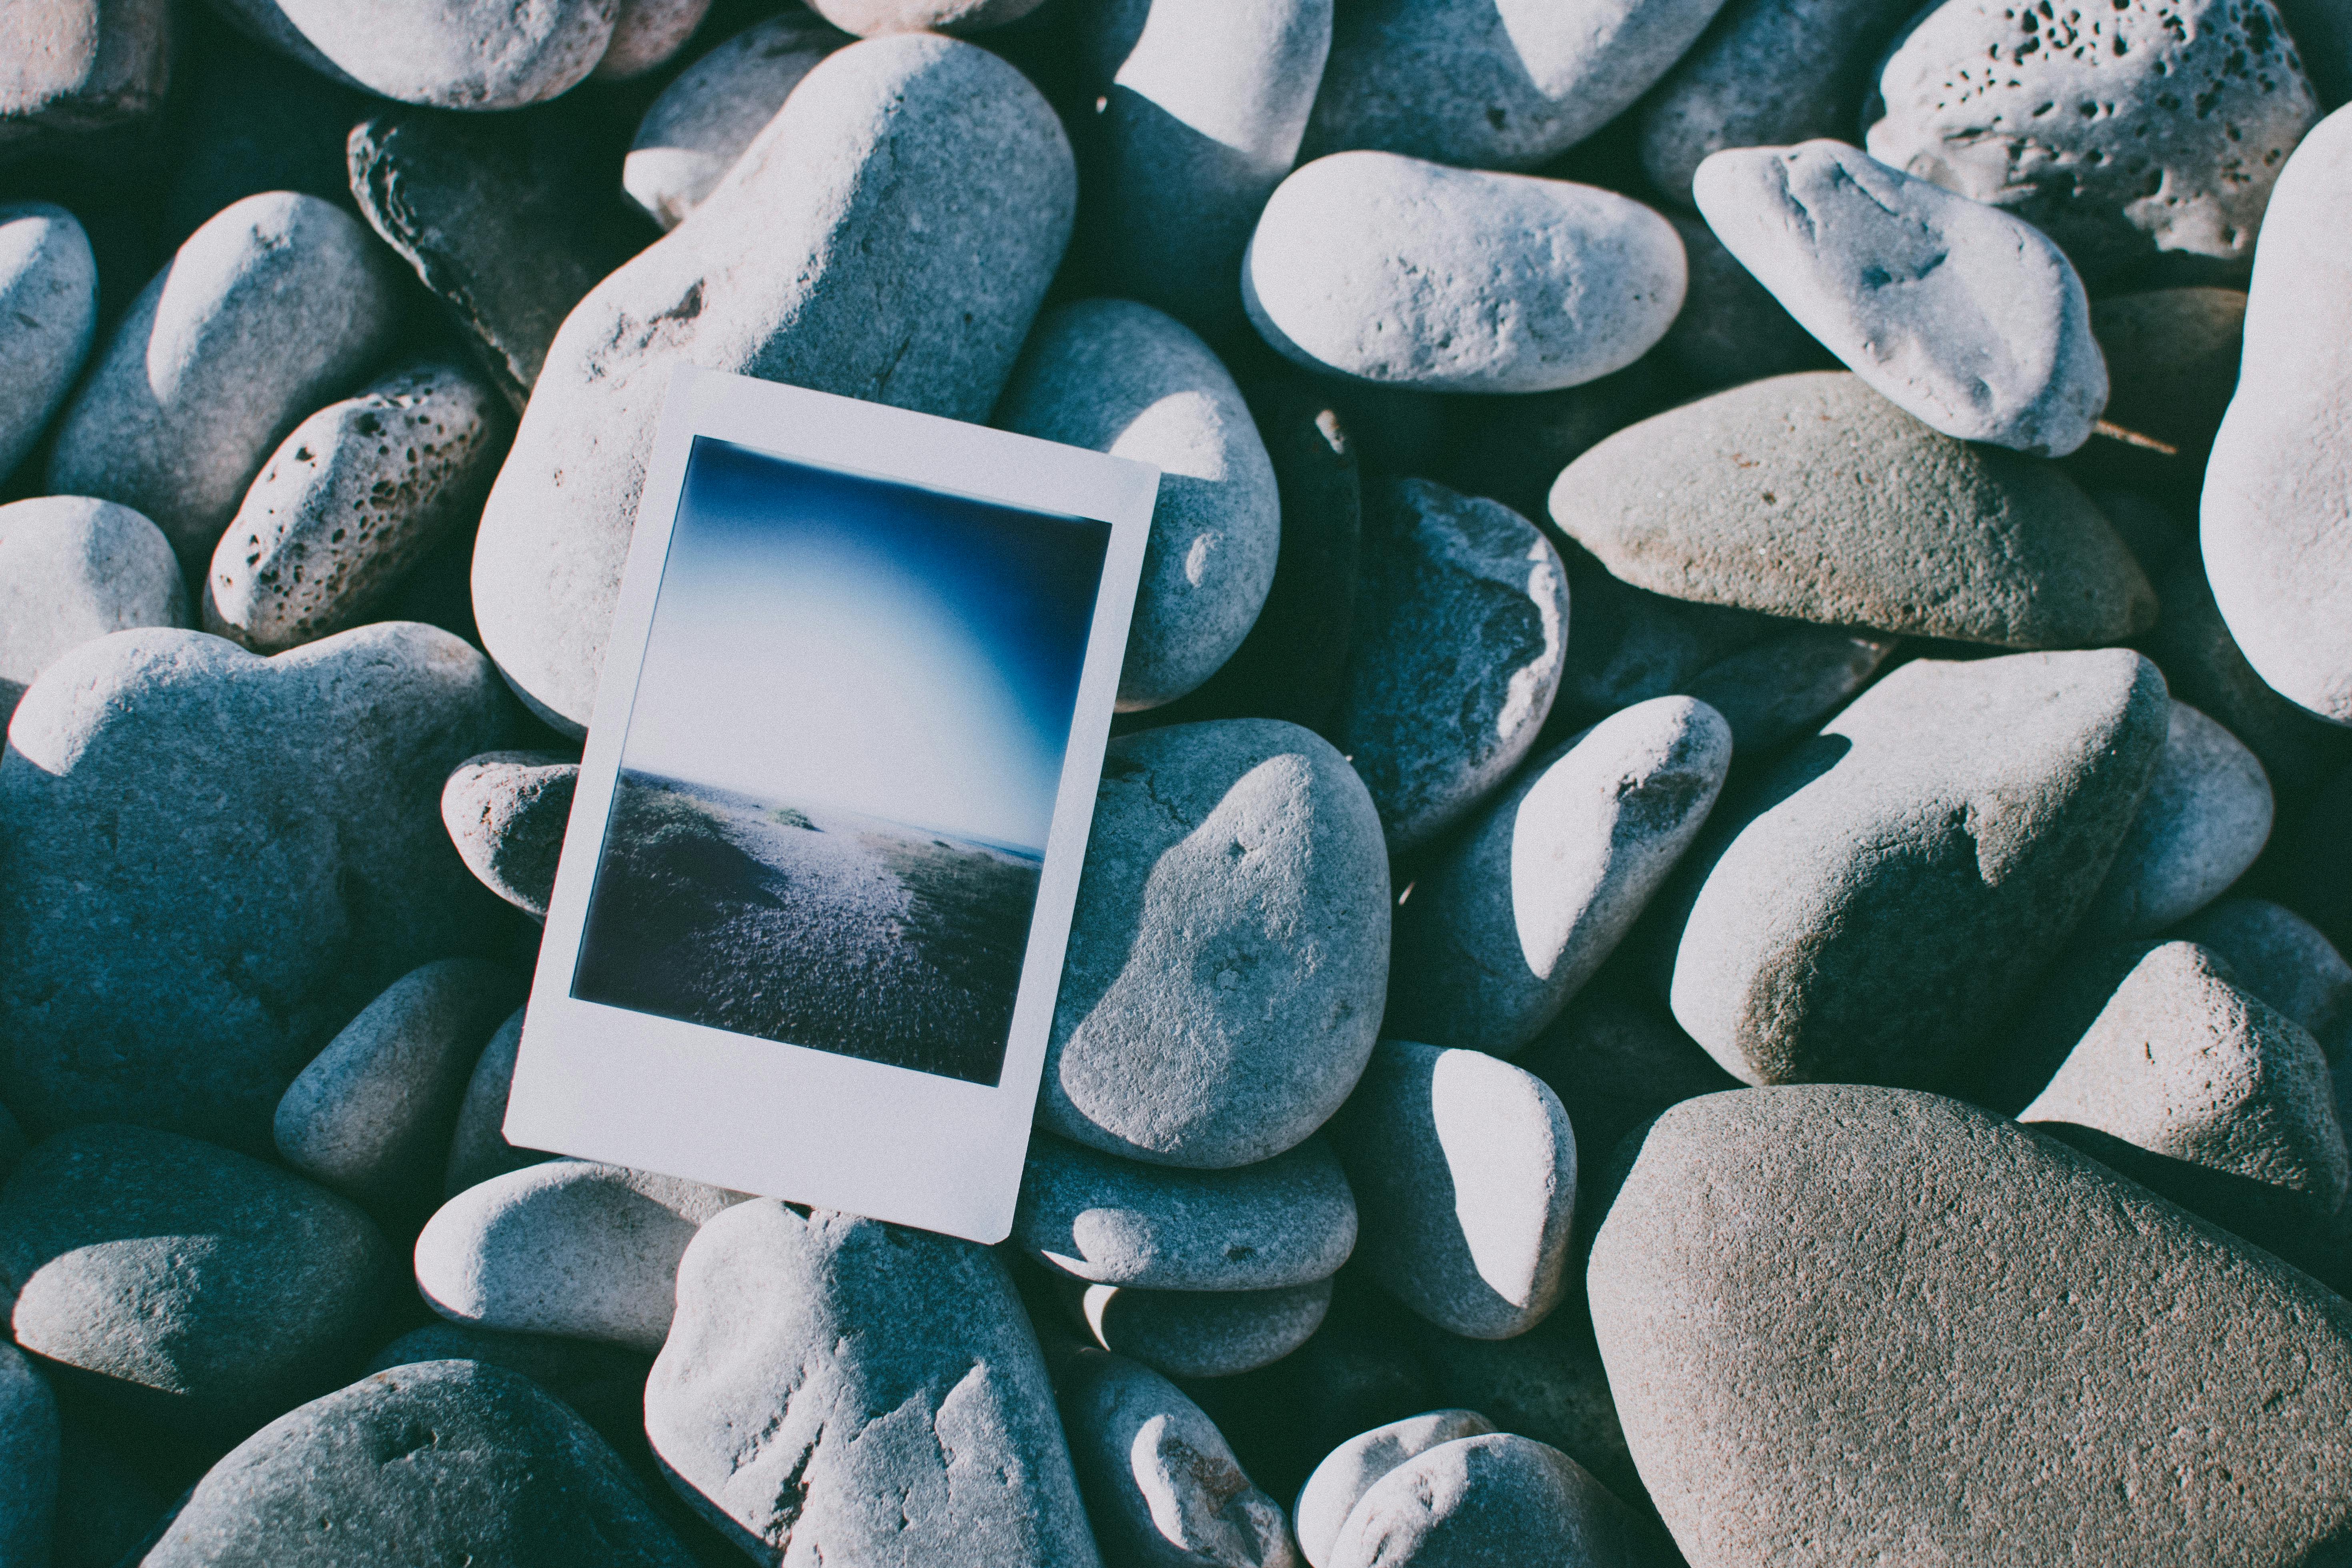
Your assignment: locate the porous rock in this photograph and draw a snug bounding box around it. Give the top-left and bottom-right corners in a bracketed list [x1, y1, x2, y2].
[1293, 1408, 1494, 1568]
[1324, 1433, 1648, 1568]
[0, 202, 97, 477]
[0, 1341, 58, 1568]
[623, 12, 850, 230]
[208, 0, 617, 109]
[593, 0, 711, 78]
[0, 0, 171, 150]
[0, 495, 187, 716]
[2176, 897, 2352, 1042]
[1082, 1278, 1333, 1379]
[442, 750, 578, 920]
[2082, 701, 2272, 936]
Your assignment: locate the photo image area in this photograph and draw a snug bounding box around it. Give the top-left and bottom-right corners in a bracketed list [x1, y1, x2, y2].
[572, 435, 1113, 1086]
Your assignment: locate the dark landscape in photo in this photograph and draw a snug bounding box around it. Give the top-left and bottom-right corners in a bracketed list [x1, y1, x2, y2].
[572, 436, 1110, 1085]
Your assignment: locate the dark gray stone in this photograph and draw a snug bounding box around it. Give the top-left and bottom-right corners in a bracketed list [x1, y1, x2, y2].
[0, 202, 97, 477]
[0, 1341, 58, 1568]
[1682, 625, 1898, 754]
[2145, 555, 2352, 797]
[1952, 935, 2171, 1116]
[623, 12, 850, 229]
[1433, 360, 1672, 526]
[0, 495, 187, 717]
[443, 1007, 550, 1197]
[441, 750, 577, 921]
[1294, 1410, 1493, 1568]
[206, 0, 616, 108]
[2081, 702, 2272, 936]
[1082, 1278, 1333, 1380]
[1324, 1433, 1649, 1568]
[2176, 897, 2352, 1044]
[0, 0, 170, 152]
[1659, 213, 1836, 393]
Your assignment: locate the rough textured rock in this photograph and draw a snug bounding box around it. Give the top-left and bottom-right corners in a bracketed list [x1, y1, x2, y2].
[0, 1123, 395, 1439]
[1045, 719, 1390, 1168]
[1694, 140, 2107, 455]
[415, 1159, 747, 1353]
[1294, 1409, 1494, 1568]
[593, 0, 711, 78]
[996, 298, 1279, 710]
[205, 360, 511, 653]
[807, 0, 1049, 33]
[1324, 1434, 1648, 1568]
[1331, 479, 1570, 853]
[2146, 555, 2352, 795]
[0, 0, 171, 150]
[1865, 0, 2319, 279]
[0, 202, 97, 478]
[142, 1360, 694, 1567]
[1682, 626, 1898, 753]
[1016, 1133, 1357, 1291]
[1388, 697, 1731, 1055]
[1551, 372, 2154, 648]
[623, 12, 850, 230]
[1655, 649, 2170, 1087]
[0, 1341, 58, 1568]
[474, 35, 1075, 733]
[443, 1008, 549, 1196]
[273, 958, 525, 1218]
[0, 624, 519, 1151]
[2082, 701, 2272, 935]
[0, 496, 187, 716]
[648, 1202, 1099, 1566]
[441, 750, 577, 921]
[44, 192, 401, 564]
[1082, 1279, 1332, 1379]
[1245, 154, 1685, 395]
[2176, 897, 2352, 1042]
[1588, 1085, 2352, 1567]
[208, 0, 617, 109]
[2202, 101, 2352, 724]
[1659, 212, 1836, 391]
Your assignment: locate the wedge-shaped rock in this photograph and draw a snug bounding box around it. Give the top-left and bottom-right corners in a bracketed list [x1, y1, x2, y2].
[1552, 372, 2154, 647]
[1590, 1085, 2352, 1568]
[1656, 649, 2169, 1086]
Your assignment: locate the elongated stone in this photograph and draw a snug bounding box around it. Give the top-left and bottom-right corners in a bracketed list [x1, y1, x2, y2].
[0, 202, 97, 478]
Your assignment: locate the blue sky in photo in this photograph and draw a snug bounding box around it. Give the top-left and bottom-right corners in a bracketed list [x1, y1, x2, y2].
[617, 437, 1111, 854]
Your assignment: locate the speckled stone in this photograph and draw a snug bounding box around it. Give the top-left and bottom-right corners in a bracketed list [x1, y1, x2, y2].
[0, 496, 187, 717]
[2176, 897, 2352, 1043]
[0, 202, 96, 477]
[1324, 1434, 1649, 1568]
[207, 0, 617, 109]
[441, 750, 577, 921]
[2082, 701, 2272, 936]
[1082, 1278, 1333, 1379]
[623, 13, 850, 229]
[1293, 1409, 1493, 1568]
[0, 0, 171, 151]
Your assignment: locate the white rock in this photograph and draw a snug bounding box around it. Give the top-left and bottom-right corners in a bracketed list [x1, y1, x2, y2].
[0, 497, 187, 718]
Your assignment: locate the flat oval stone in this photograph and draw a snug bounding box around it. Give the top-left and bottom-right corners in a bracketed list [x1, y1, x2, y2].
[647, 1202, 1097, 1565]
[807, 0, 1049, 33]
[2203, 102, 2352, 724]
[2082, 701, 2273, 936]
[0, 1123, 395, 1439]
[442, 1008, 550, 1196]
[1294, 1409, 1495, 1568]
[214, 0, 617, 108]
[995, 298, 1280, 710]
[414, 1159, 748, 1353]
[1325, 1434, 1648, 1568]
[142, 1360, 694, 1567]
[1046, 719, 1390, 1169]
[1388, 696, 1732, 1056]
[1245, 154, 1684, 395]
[2177, 897, 2352, 1042]
[472, 34, 1075, 733]
[0, 1340, 58, 1568]
[1694, 140, 2107, 456]
[0, 202, 96, 478]
[1865, 0, 2318, 278]
[1082, 1279, 1333, 1379]
[441, 750, 578, 921]
[1551, 372, 2155, 648]
[1657, 649, 2171, 1087]
[623, 13, 849, 230]
[1588, 1085, 2352, 1566]
[45, 192, 400, 564]
[593, 0, 711, 78]
[1015, 1133, 1357, 1291]
[1660, 212, 1837, 391]
[0, 496, 187, 717]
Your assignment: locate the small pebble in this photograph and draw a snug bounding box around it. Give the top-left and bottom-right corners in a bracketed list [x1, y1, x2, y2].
[1294, 1409, 1494, 1568]
[2081, 702, 2273, 937]
[2175, 897, 2352, 1044]
[0, 495, 188, 717]
[441, 750, 578, 921]
[1324, 1433, 1648, 1568]
[1082, 1278, 1334, 1379]
[0, 202, 97, 478]
[623, 13, 850, 230]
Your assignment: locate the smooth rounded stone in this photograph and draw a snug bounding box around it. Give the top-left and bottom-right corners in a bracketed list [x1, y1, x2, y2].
[1061, 1350, 1300, 1568]
[415, 1158, 748, 1353]
[0, 1342, 59, 1568]
[443, 1009, 551, 1198]
[594, 0, 711, 78]
[2089, 286, 2246, 469]
[1331, 480, 1570, 853]
[996, 299, 1279, 710]
[1325, 1434, 1647, 1568]
[1294, 1409, 1494, 1568]
[210, 0, 616, 108]
[1551, 372, 2155, 649]
[2176, 897, 2352, 1042]
[273, 958, 525, 1217]
[1300, 0, 1734, 170]
[474, 36, 1075, 735]
[44, 193, 400, 565]
[1331, 1040, 1577, 1340]
[0, 496, 187, 716]
[0, 0, 171, 150]
[1865, 0, 2318, 280]
[144, 1360, 693, 1568]
[2146, 556, 2352, 796]
[0, 203, 97, 478]
[1657, 650, 2170, 1087]
[0, 624, 518, 1150]
[807, 0, 1048, 32]
[2203, 102, 2352, 725]
[1015, 1133, 1358, 1292]
[623, 13, 850, 230]
[1082, 0, 1331, 337]
[1045, 719, 1389, 1169]
[1517, 991, 1745, 1187]
[0, 1123, 395, 1438]
[204, 361, 511, 654]
[1083, 1279, 1333, 1379]
[1660, 213, 1836, 392]
[2082, 702, 2273, 936]
[1694, 140, 2107, 457]
[1245, 154, 1684, 395]
[363, 1322, 653, 1453]
[1589, 1085, 2352, 1567]
[441, 750, 578, 921]
[649, 1202, 1097, 1566]
[1387, 698, 1733, 1056]
[1683, 627, 1898, 754]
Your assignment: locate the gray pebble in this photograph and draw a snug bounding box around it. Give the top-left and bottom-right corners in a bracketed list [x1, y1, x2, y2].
[46, 192, 401, 564]
[1245, 154, 1685, 395]
[2145, 554, 2352, 796]
[1656, 650, 2170, 1087]
[2175, 897, 2352, 1043]
[0, 495, 187, 717]
[1516, 991, 1746, 1192]
[0, 1123, 395, 1439]
[1325, 1434, 1648, 1568]
[273, 957, 526, 1219]
[1694, 140, 2107, 456]
[1047, 719, 1390, 1169]
[1016, 1132, 1357, 1292]
[623, 13, 850, 230]
[0, 1342, 58, 1568]
[2082, 702, 2272, 936]
[1551, 372, 2154, 648]
[593, 0, 712, 79]
[414, 1158, 748, 1353]
[443, 1008, 550, 1197]
[1682, 625, 1898, 754]
[210, 0, 617, 109]
[648, 1201, 1098, 1565]
[1589, 1085, 2352, 1565]
[807, 0, 1049, 33]
[1414, 1329, 1647, 1515]
[1554, 548, 1778, 722]
[1659, 212, 1837, 392]
[996, 298, 1279, 710]
[473, 34, 1075, 733]
[0, 0, 170, 151]
[205, 360, 511, 653]
[1388, 697, 1732, 1055]
[441, 750, 578, 921]
[1294, 1409, 1494, 1568]
[0, 202, 96, 477]
[1082, 1278, 1333, 1379]
[1332, 479, 1570, 853]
